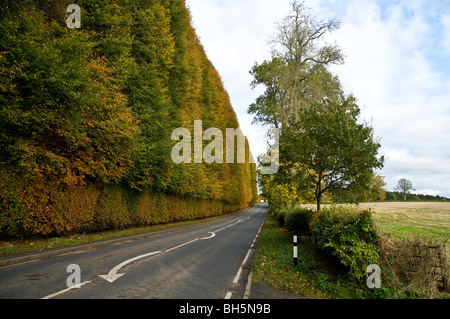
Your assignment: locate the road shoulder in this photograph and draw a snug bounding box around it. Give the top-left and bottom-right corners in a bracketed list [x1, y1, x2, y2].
[249, 281, 306, 299]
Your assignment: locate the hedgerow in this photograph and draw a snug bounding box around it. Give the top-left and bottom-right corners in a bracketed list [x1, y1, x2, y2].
[312, 206, 380, 281]
[0, 0, 258, 237]
[275, 204, 379, 282]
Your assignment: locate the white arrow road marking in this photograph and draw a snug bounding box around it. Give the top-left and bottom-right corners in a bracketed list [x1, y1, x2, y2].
[200, 232, 216, 240]
[99, 251, 162, 283]
[99, 230, 217, 283]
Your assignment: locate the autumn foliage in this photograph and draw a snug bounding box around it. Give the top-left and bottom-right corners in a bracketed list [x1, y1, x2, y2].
[0, 0, 257, 237]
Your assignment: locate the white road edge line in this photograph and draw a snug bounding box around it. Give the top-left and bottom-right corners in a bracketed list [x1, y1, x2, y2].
[231, 206, 265, 297]
[233, 249, 252, 284]
[243, 270, 253, 299]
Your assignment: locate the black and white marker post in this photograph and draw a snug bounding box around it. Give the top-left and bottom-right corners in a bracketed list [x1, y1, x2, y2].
[293, 235, 298, 267]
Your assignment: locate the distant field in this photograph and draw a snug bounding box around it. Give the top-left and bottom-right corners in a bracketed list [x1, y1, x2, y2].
[289, 201, 449, 261]
[360, 202, 450, 245]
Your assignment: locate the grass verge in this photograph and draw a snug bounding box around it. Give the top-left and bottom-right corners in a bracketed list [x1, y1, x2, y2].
[252, 213, 373, 298]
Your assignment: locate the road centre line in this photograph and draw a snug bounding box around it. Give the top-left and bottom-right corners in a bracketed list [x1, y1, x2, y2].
[214, 205, 260, 234]
[165, 238, 199, 253]
[42, 280, 92, 299]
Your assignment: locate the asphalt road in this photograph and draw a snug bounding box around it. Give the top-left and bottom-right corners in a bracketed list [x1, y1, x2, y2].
[0, 204, 267, 299]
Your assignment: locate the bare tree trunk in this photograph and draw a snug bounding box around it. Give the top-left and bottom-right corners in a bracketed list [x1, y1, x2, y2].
[316, 175, 322, 211]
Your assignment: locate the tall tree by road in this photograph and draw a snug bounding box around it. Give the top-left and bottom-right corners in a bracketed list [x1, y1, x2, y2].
[284, 96, 384, 211]
[248, 0, 344, 132]
[251, 1, 384, 210]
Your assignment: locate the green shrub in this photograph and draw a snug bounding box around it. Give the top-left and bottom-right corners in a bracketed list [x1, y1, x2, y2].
[275, 209, 287, 226]
[284, 207, 316, 237]
[268, 204, 284, 225]
[312, 205, 380, 281]
[272, 204, 316, 236]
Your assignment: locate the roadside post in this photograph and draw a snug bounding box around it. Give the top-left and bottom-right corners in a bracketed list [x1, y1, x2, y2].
[293, 235, 298, 267]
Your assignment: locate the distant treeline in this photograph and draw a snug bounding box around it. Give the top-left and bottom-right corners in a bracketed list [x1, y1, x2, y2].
[384, 191, 449, 202]
[0, 0, 257, 237]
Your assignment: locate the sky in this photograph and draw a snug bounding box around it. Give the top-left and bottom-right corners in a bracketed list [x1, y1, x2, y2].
[186, 0, 450, 197]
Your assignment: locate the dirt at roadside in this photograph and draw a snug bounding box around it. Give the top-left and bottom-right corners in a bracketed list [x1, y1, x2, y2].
[249, 281, 307, 299]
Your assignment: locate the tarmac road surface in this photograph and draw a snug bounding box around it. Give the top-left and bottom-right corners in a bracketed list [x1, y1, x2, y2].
[0, 204, 267, 299]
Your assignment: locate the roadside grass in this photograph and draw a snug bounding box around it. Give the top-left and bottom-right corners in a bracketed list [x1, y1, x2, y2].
[252, 213, 383, 299]
[0, 225, 174, 257]
[0, 228, 151, 256]
[0, 212, 241, 257]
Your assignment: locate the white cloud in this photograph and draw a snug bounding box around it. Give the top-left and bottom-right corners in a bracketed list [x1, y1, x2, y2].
[442, 13, 450, 55]
[187, 0, 450, 197]
[187, 0, 292, 159]
[320, 0, 450, 196]
[384, 147, 450, 190]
